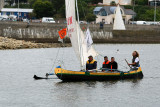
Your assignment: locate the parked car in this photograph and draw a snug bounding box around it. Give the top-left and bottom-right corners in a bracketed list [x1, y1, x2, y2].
[0, 17, 3, 21]
[136, 21, 146, 25]
[23, 18, 29, 22]
[42, 17, 55, 23]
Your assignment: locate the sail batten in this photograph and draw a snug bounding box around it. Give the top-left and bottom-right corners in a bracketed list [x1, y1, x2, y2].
[65, 0, 98, 67]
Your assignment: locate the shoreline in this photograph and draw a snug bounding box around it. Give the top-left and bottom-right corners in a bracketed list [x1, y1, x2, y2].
[0, 37, 159, 50]
[0, 37, 71, 50]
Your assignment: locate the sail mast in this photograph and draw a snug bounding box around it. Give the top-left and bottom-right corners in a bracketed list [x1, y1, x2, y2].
[75, 0, 84, 68]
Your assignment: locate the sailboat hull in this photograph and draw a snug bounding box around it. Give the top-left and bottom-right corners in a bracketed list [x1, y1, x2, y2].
[54, 66, 143, 81]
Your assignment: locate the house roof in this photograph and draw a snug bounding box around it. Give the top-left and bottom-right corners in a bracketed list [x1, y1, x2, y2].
[94, 6, 136, 15]
[124, 9, 136, 15]
[1, 8, 33, 13]
[93, 7, 103, 11]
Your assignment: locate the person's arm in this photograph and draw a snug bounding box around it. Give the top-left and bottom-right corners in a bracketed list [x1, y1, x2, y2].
[116, 62, 118, 69]
[94, 61, 97, 69]
[109, 62, 111, 69]
[86, 63, 88, 70]
[128, 57, 139, 66]
[128, 62, 136, 66]
[102, 63, 104, 68]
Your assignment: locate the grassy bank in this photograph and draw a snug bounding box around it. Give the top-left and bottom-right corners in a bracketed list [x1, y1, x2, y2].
[0, 37, 71, 50]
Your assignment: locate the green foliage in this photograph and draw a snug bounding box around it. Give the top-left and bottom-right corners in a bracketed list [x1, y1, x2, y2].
[33, 0, 53, 18]
[86, 13, 97, 22]
[134, 0, 148, 5]
[125, 5, 160, 21]
[110, 1, 116, 6]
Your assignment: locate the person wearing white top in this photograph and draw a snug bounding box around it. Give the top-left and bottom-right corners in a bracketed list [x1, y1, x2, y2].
[128, 51, 140, 68]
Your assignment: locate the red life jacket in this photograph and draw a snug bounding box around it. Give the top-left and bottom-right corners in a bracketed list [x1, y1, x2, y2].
[103, 60, 110, 65]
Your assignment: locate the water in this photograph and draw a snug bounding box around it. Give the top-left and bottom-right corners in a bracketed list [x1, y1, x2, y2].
[0, 44, 160, 107]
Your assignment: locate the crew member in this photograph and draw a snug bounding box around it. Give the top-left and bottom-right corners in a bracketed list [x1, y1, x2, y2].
[86, 56, 97, 70]
[102, 56, 110, 69]
[110, 57, 118, 70]
[128, 51, 140, 68]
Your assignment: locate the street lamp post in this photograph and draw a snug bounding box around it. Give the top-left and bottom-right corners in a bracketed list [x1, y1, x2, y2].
[154, 0, 157, 24]
[18, 0, 19, 21]
[133, 0, 135, 22]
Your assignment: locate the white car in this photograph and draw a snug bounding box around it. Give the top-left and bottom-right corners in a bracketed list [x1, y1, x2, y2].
[42, 17, 55, 23]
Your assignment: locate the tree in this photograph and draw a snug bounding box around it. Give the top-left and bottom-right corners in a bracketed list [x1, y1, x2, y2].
[86, 13, 97, 22]
[110, 1, 116, 6]
[33, 0, 53, 18]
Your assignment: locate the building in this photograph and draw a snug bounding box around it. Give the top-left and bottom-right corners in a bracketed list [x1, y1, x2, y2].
[0, 0, 5, 10]
[149, 0, 160, 6]
[103, 0, 132, 5]
[1, 8, 33, 19]
[93, 6, 136, 24]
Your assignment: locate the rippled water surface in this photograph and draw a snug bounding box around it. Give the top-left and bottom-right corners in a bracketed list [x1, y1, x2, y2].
[0, 44, 160, 107]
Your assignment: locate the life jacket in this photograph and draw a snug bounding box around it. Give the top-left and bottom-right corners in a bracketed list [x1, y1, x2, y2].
[103, 60, 110, 65]
[87, 59, 96, 64]
[86, 59, 97, 70]
[102, 60, 110, 69]
[132, 57, 139, 67]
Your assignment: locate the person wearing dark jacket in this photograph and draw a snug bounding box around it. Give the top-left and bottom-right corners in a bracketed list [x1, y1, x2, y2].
[110, 57, 118, 70]
[102, 56, 110, 69]
[86, 56, 97, 70]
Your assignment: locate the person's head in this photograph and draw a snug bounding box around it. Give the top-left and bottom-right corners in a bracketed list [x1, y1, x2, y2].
[111, 57, 115, 62]
[132, 51, 139, 57]
[88, 55, 93, 61]
[104, 56, 108, 61]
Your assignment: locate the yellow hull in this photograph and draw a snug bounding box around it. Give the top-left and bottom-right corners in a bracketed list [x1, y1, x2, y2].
[54, 66, 143, 81]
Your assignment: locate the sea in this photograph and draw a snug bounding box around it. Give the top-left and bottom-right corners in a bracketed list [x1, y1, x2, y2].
[0, 44, 160, 107]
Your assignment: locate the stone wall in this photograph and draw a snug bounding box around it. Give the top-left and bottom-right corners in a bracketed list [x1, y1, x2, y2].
[0, 21, 160, 43]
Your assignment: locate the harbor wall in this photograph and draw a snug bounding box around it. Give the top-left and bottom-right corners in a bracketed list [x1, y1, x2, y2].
[0, 21, 160, 43]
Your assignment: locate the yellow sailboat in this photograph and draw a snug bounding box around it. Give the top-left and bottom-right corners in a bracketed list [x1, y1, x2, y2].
[54, 0, 143, 81]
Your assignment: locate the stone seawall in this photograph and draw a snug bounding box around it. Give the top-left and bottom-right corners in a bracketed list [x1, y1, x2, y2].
[0, 21, 160, 43]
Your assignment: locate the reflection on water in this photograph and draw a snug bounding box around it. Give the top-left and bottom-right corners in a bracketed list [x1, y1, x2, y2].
[0, 44, 160, 107]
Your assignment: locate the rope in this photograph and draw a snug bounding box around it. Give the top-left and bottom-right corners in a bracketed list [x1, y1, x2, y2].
[48, 46, 61, 74]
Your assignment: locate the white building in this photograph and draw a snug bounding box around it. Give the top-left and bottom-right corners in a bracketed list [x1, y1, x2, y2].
[1, 8, 33, 18]
[93, 6, 136, 24]
[149, 0, 160, 6]
[103, 0, 132, 5]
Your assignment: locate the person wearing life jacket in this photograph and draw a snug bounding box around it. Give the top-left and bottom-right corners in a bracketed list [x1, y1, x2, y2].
[128, 51, 140, 69]
[102, 56, 110, 69]
[86, 55, 97, 70]
[110, 57, 118, 70]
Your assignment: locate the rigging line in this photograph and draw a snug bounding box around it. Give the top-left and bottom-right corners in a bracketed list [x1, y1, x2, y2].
[48, 45, 61, 74]
[61, 39, 66, 69]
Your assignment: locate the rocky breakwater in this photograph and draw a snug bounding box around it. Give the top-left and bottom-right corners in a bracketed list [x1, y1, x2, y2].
[0, 37, 71, 50]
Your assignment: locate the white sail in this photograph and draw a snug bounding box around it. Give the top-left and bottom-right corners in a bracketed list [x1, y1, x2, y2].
[77, 23, 98, 66]
[65, 0, 98, 66]
[65, 0, 81, 61]
[113, 4, 126, 30]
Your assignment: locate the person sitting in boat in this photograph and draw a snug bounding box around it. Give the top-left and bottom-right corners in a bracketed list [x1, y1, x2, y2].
[128, 51, 140, 69]
[86, 55, 97, 70]
[102, 56, 110, 69]
[110, 57, 118, 70]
